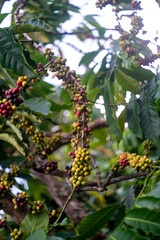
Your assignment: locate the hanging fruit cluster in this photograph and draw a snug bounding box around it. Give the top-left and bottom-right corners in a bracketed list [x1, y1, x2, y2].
[42, 161, 58, 173]
[10, 228, 22, 240]
[96, 0, 120, 10]
[30, 200, 44, 215]
[12, 191, 29, 209]
[69, 147, 92, 188]
[112, 152, 152, 172]
[142, 139, 154, 156]
[131, 0, 141, 10]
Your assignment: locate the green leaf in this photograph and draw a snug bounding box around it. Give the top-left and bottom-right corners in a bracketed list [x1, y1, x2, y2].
[47, 237, 64, 240]
[12, 19, 52, 34]
[87, 88, 100, 101]
[23, 98, 52, 115]
[147, 77, 156, 99]
[0, 133, 25, 155]
[74, 204, 119, 240]
[104, 84, 122, 138]
[109, 227, 149, 240]
[124, 208, 160, 236]
[155, 73, 160, 100]
[47, 232, 75, 240]
[139, 90, 160, 143]
[126, 185, 135, 210]
[0, 28, 36, 77]
[127, 94, 142, 138]
[79, 50, 100, 66]
[148, 182, 160, 198]
[115, 69, 140, 93]
[20, 211, 49, 239]
[136, 196, 160, 210]
[27, 229, 46, 240]
[0, 13, 9, 24]
[6, 120, 23, 141]
[0, 66, 16, 87]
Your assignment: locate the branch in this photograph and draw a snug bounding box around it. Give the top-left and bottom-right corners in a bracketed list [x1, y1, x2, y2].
[14, 0, 44, 54]
[79, 171, 149, 192]
[90, 158, 101, 187]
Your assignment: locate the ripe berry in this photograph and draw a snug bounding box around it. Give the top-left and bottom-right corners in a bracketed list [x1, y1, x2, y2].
[68, 152, 73, 156]
[76, 111, 82, 117]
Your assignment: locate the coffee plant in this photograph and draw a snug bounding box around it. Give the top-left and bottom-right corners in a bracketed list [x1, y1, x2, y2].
[0, 0, 160, 239]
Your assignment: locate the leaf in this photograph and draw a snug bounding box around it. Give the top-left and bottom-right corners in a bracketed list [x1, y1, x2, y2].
[147, 77, 156, 99]
[109, 226, 149, 240]
[0, 66, 16, 87]
[0, 13, 9, 24]
[74, 204, 119, 240]
[126, 185, 135, 210]
[20, 211, 49, 239]
[23, 98, 52, 115]
[0, 29, 36, 77]
[84, 15, 105, 37]
[27, 229, 46, 240]
[127, 94, 142, 138]
[115, 69, 140, 93]
[148, 182, 160, 198]
[6, 120, 23, 141]
[47, 237, 64, 240]
[87, 88, 100, 101]
[155, 73, 160, 100]
[124, 208, 160, 236]
[104, 84, 122, 138]
[0, 133, 25, 155]
[139, 90, 160, 143]
[79, 50, 100, 66]
[12, 19, 52, 34]
[136, 196, 160, 210]
[47, 232, 75, 240]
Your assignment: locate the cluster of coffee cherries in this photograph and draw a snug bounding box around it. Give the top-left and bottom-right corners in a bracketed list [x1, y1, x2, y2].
[96, 0, 119, 10]
[69, 147, 92, 188]
[0, 99, 15, 118]
[30, 200, 44, 215]
[10, 165, 20, 176]
[49, 209, 56, 222]
[111, 152, 129, 171]
[130, 15, 144, 35]
[35, 62, 48, 77]
[142, 139, 154, 156]
[119, 32, 135, 57]
[10, 228, 22, 240]
[0, 216, 7, 228]
[0, 75, 38, 119]
[12, 192, 29, 210]
[11, 115, 54, 157]
[0, 172, 13, 197]
[128, 153, 152, 172]
[131, 0, 141, 10]
[112, 152, 152, 172]
[42, 161, 58, 173]
[137, 54, 159, 66]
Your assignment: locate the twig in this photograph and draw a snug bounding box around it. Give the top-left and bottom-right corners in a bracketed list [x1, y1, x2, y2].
[103, 171, 115, 187]
[48, 188, 75, 233]
[109, 172, 149, 184]
[90, 158, 101, 187]
[14, 1, 44, 54]
[80, 171, 149, 192]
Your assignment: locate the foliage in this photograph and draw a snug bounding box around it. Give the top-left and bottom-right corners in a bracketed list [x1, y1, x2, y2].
[0, 0, 160, 239]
